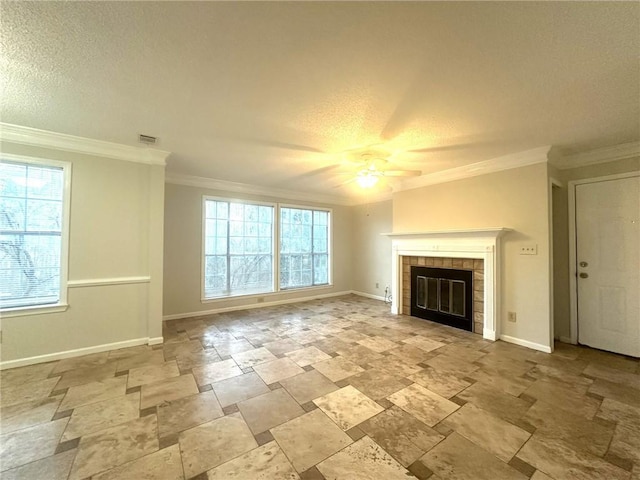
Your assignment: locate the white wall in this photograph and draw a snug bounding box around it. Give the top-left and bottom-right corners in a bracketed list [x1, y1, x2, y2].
[351, 200, 392, 299]
[162, 182, 353, 318]
[0, 141, 165, 366]
[392, 163, 553, 350]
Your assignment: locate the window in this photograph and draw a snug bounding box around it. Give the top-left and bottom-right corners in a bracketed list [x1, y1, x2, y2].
[204, 198, 275, 298]
[202, 198, 331, 300]
[280, 207, 329, 289]
[0, 157, 70, 310]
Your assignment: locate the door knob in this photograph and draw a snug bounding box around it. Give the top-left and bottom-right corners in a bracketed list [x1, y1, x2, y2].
[579, 272, 589, 278]
[579, 261, 588, 268]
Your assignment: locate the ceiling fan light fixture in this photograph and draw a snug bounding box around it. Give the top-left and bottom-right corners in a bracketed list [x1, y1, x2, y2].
[356, 172, 379, 188]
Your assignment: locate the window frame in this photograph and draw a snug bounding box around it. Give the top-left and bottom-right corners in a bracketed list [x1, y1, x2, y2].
[201, 196, 333, 303]
[278, 203, 332, 291]
[0, 153, 72, 317]
[201, 196, 277, 301]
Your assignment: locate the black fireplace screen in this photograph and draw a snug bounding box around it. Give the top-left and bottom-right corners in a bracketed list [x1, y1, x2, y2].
[411, 266, 473, 331]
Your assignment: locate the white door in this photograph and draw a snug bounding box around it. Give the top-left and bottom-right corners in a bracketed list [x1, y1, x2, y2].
[576, 174, 640, 357]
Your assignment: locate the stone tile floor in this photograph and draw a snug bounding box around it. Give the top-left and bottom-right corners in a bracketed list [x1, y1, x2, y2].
[1, 294, 639, 479]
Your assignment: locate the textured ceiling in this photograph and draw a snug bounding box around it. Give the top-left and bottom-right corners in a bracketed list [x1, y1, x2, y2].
[1, 2, 639, 200]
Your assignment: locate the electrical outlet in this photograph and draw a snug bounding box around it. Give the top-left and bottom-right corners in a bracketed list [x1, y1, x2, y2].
[519, 245, 537, 255]
[376, 282, 379, 289]
[508, 311, 517, 322]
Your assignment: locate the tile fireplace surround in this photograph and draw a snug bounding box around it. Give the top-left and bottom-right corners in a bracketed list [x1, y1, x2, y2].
[385, 229, 511, 342]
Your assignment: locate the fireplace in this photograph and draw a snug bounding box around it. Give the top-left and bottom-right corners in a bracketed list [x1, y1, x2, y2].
[411, 266, 473, 331]
[384, 228, 511, 341]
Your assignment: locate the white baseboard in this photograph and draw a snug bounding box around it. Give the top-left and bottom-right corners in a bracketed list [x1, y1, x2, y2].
[483, 328, 497, 342]
[499, 334, 552, 353]
[0, 337, 162, 370]
[351, 291, 386, 302]
[163, 290, 353, 321]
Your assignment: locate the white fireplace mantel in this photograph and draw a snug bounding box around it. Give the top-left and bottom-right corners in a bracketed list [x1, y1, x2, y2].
[383, 228, 512, 341]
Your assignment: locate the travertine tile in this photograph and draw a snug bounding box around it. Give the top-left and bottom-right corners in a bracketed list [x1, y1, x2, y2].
[157, 390, 223, 438]
[597, 397, 640, 430]
[212, 371, 270, 407]
[589, 378, 640, 408]
[313, 385, 384, 431]
[69, 415, 159, 480]
[116, 349, 165, 372]
[345, 368, 409, 400]
[127, 360, 180, 388]
[0, 417, 68, 471]
[387, 345, 434, 364]
[442, 403, 531, 462]
[62, 392, 140, 441]
[469, 367, 534, 397]
[357, 336, 398, 353]
[54, 361, 117, 390]
[0, 449, 76, 480]
[388, 383, 459, 427]
[285, 346, 331, 367]
[0, 395, 63, 434]
[420, 432, 528, 480]
[368, 356, 423, 377]
[525, 378, 600, 419]
[175, 349, 222, 370]
[140, 374, 199, 409]
[60, 376, 127, 411]
[409, 367, 471, 399]
[311, 356, 364, 382]
[530, 471, 554, 480]
[179, 413, 257, 478]
[1, 376, 60, 408]
[237, 388, 305, 434]
[280, 370, 338, 404]
[334, 344, 384, 366]
[214, 339, 260, 357]
[455, 381, 533, 424]
[317, 436, 411, 480]
[53, 352, 110, 373]
[609, 423, 640, 464]
[517, 435, 630, 480]
[270, 409, 353, 473]
[0, 362, 55, 385]
[192, 359, 242, 385]
[163, 339, 204, 359]
[262, 338, 305, 356]
[402, 336, 446, 353]
[207, 440, 299, 479]
[522, 399, 614, 456]
[359, 406, 445, 467]
[253, 357, 305, 385]
[92, 444, 184, 480]
[425, 353, 479, 377]
[434, 343, 486, 363]
[230, 346, 278, 369]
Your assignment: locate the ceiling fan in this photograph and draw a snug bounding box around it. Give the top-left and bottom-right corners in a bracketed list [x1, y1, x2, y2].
[333, 148, 422, 189]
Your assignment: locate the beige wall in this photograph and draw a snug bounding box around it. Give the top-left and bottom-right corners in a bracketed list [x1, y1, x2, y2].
[351, 200, 392, 298]
[393, 163, 553, 350]
[552, 156, 640, 341]
[0, 142, 164, 365]
[162, 183, 353, 317]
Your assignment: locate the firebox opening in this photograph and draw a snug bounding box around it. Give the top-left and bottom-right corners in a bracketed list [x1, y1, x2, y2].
[411, 266, 473, 331]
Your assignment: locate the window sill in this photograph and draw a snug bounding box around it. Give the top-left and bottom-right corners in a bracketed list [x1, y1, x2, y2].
[1, 303, 69, 318]
[201, 284, 334, 304]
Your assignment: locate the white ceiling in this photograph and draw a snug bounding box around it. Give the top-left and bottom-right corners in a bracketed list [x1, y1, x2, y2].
[1, 2, 639, 201]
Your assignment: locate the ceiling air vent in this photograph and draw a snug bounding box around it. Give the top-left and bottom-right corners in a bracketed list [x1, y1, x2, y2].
[138, 134, 157, 145]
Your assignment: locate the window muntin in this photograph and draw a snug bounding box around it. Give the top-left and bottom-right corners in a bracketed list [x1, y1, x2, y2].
[0, 159, 68, 310]
[204, 198, 275, 298]
[280, 207, 329, 289]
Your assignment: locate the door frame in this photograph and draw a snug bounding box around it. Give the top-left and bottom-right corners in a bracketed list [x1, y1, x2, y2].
[567, 171, 640, 345]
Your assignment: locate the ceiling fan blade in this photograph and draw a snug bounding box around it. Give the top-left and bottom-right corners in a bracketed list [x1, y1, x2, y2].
[292, 164, 344, 180]
[382, 170, 422, 177]
[236, 137, 325, 153]
[333, 178, 357, 188]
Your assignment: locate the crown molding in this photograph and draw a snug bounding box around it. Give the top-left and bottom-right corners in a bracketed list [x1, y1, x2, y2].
[398, 146, 551, 192]
[165, 172, 363, 206]
[549, 141, 640, 170]
[0, 123, 170, 166]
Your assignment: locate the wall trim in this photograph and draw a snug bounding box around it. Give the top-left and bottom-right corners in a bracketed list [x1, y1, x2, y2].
[500, 334, 552, 353]
[351, 291, 386, 302]
[0, 337, 161, 370]
[0, 122, 170, 166]
[67, 276, 151, 288]
[166, 172, 358, 206]
[399, 146, 551, 191]
[551, 141, 640, 170]
[163, 290, 354, 321]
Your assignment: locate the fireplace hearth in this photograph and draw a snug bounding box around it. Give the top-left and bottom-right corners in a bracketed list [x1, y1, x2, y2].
[411, 266, 473, 331]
